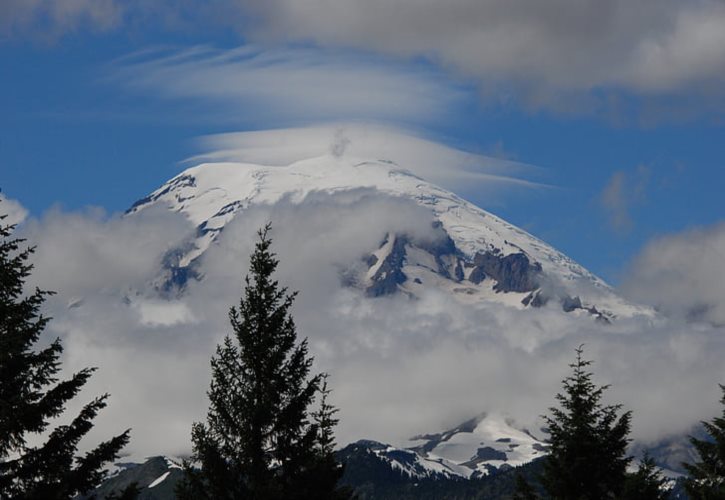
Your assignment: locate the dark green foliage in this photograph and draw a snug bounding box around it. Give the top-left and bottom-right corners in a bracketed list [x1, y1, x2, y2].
[306, 375, 356, 499]
[104, 482, 142, 500]
[177, 224, 350, 500]
[540, 346, 632, 500]
[513, 472, 539, 500]
[0, 210, 131, 499]
[622, 453, 669, 500]
[337, 445, 547, 500]
[684, 384, 725, 499]
[87, 452, 551, 500]
[78, 456, 183, 500]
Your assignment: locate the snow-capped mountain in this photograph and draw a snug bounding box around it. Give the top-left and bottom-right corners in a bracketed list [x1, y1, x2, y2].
[128, 153, 646, 319]
[350, 413, 548, 480]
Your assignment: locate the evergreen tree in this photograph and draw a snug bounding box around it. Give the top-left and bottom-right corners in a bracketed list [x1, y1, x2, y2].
[513, 472, 539, 500]
[622, 453, 668, 500]
[303, 374, 354, 499]
[104, 482, 141, 500]
[684, 384, 725, 499]
[0, 209, 131, 499]
[540, 346, 632, 500]
[177, 224, 351, 500]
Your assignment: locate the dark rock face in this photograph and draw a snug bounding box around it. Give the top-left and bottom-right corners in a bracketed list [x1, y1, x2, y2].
[471, 252, 542, 293]
[365, 254, 379, 267]
[561, 295, 583, 312]
[532, 443, 551, 453]
[363, 222, 465, 298]
[160, 265, 200, 295]
[474, 447, 508, 462]
[522, 290, 549, 307]
[362, 231, 546, 299]
[358, 230, 610, 319]
[469, 266, 486, 285]
[522, 290, 612, 322]
[366, 235, 408, 297]
[337, 441, 436, 490]
[453, 261, 465, 281]
[156, 246, 202, 296]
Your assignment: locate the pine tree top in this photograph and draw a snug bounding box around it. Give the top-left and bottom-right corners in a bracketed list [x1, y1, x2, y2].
[178, 223, 350, 499]
[541, 345, 632, 500]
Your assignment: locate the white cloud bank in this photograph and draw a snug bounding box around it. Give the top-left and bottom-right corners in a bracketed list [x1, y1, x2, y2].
[234, 0, 725, 117]
[10, 190, 725, 461]
[7, 1, 725, 117]
[0, 193, 28, 227]
[622, 222, 725, 327]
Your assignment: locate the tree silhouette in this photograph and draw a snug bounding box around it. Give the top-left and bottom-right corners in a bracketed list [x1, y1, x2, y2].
[540, 346, 631, 499]
[684, 384, 725, 499]
[0, 208, 131, 499]
[177, 224, 350, 499]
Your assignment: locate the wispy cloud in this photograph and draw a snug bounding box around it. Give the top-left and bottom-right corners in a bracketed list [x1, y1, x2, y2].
[107, 45, 471, 127]
[0, 0, 122, 40]
[8, 1, 725, 119]
[600, 166, 650, 234]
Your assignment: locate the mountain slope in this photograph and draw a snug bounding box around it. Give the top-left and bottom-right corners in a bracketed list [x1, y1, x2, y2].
[338, 414, 548, 482]
[128, 154, 647, 319]
[79, 456, 183, 500]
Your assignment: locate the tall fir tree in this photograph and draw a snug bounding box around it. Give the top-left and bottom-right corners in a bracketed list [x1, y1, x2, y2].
[621, 453, 668, 500]
[0, 209, 131, 499]
[540, 346, 632, 500]
[684, 384, 725, 499]
[177, 224, 350, 500]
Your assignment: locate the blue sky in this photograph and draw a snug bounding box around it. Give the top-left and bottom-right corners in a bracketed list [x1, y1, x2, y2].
[1, 1, 724, 284]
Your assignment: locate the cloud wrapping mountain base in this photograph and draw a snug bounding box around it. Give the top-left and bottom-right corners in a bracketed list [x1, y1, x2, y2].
[10, 188, 724, 462]
[622, 222, 725, 327]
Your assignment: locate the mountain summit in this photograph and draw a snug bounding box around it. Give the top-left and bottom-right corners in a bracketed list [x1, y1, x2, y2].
[128, 147, 645, 319]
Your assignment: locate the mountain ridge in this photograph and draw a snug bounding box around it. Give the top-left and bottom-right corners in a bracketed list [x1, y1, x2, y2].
[128, 154, 650, 319]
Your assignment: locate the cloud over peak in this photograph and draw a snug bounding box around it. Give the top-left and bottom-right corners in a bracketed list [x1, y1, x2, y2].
[188, 123, 544, 195]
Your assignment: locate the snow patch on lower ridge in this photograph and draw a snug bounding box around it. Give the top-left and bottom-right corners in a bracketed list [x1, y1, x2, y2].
[148, 471, 171, 488]
[128, 154, 652, 319]
[84, 456, 186, 499]
[352, 414, 549, 480]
